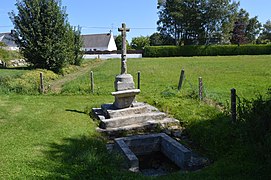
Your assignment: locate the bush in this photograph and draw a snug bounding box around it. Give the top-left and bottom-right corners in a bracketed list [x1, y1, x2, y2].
[237, 88, 271, 162]
[1, 69, 59, 94]
[0, 49, 22, 61]
[143, 45, 271, 57]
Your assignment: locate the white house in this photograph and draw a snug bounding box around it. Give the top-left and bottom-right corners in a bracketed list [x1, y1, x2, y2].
[81, 33, 117, 51]
[0, 32, 19, 51]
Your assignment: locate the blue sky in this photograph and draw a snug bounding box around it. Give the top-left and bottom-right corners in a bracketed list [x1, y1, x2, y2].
[1, 0, 270, 42]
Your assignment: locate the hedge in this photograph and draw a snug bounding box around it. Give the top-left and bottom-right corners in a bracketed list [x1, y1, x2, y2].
[143, 45, 271, 57]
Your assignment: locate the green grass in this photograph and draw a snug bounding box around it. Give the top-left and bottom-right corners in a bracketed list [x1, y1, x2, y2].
[63, 55, 271, 103]
[0, 68, 28, 77]
[0, 56, 271, 179]
[0, 95, 141, 179]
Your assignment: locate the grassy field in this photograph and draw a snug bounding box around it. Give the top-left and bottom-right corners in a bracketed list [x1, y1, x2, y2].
[0, 55, 270, 179]
[62, 55, 271, 102]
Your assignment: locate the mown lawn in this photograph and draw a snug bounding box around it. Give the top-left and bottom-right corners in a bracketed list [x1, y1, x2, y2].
[0, 55, 270, 179]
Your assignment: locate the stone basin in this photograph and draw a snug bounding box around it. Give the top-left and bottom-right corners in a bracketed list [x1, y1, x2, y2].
[113, 133, 191, 173]
[112, 89, 140, 109]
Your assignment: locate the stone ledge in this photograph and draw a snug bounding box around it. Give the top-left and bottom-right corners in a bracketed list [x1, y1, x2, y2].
[100, 112, 166, 129]
[111, 89, 140, 97]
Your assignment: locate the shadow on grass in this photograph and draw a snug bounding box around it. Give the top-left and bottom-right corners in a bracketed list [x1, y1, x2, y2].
[65, 109, 86, 115]
[0, 66, 33, 70]
[185, 112, 271, 179]
[34, 136, 140, 180]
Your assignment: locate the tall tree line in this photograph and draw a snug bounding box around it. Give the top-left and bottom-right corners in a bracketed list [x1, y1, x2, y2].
[157, 0, 262, 45]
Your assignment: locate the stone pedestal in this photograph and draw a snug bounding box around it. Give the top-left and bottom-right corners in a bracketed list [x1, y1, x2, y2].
[113, 73, 140, 109]
[114, 74, 135, 91]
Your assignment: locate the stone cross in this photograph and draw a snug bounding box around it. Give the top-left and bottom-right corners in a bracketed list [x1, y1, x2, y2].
[118, 23, 130, 74]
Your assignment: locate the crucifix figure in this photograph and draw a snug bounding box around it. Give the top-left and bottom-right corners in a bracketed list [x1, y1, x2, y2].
[118, 23, 130, 74]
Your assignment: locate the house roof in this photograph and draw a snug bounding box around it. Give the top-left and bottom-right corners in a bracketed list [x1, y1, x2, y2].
[81, 33, 112, 49]
[0, 32, 17, 47]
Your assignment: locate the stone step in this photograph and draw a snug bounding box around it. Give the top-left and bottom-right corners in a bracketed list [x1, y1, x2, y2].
[103, 104, 151, 118]
[99, 112, 167, 129]
[97, 117, 180, 138]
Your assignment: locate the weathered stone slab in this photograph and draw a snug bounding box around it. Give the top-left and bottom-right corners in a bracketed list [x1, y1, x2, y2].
[100, 112, 166, 129]
[102, 104, 150, 119]
[160, 133, 191, 168]
[114, 139, 139, 172]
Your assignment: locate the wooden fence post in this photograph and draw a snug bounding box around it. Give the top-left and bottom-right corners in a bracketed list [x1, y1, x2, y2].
[178, 69, 185, 90]
[137, 71, 141, 89]
[199, 77, 203, 101]
[90, 71, 94, 94]
[231, 88, 237, 123]
[40, 72, 44, 94]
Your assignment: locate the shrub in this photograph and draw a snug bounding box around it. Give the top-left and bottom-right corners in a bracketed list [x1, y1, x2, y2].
[2, 69, 58, 94]
[237, 88, 271, 162]
[144, 45, 271, 57]
[0, 49, 22, 61]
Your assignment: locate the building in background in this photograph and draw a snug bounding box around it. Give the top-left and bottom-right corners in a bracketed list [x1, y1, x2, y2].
[0, 31, 19, 51]
[81, 33, 117, 51]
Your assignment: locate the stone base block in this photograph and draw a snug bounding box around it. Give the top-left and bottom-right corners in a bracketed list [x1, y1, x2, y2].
[115, 74, 135, 91]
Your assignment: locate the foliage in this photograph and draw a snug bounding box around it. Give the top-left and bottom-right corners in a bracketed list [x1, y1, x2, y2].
[130, 36, 150, 50]
[115, 35, 131, 50]
[149, 32, 175, 46]
[9, 0, 82, 73]
[257, 20, 271, 44]
[230, 9, 261, 45]
[0, 69, 58, 94]
[237, 89, 271, 161]
[0, 48, 22, 61]
[72, 26, 83, 66]
[144, 44, 271, 57]
[157, 0, 240, 45]
[246, 16, 262, 43]
[230, 9, 248, 45]
[0, 41, 7, 47]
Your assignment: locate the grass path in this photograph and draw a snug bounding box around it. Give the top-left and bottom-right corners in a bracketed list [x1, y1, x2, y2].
[49, 60, 104, 93]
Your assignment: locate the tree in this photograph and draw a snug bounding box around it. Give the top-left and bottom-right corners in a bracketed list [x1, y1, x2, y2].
[157, 0, 239, 45]
[9, 0, 82, 73]
[150, 33, 163, 46]
[115, 35, 130, 50]
[230, 9, 261, 45]
[204, 0, 239, 44]
[72, 26, 83, 65]
[245, 16, 261, 44]
[257, 20, 271, 44]
[115, 35, 122, 50]
[231, 21, 246, 45]
[131, 36, 150, 50]
[149, 32, 175, 46]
